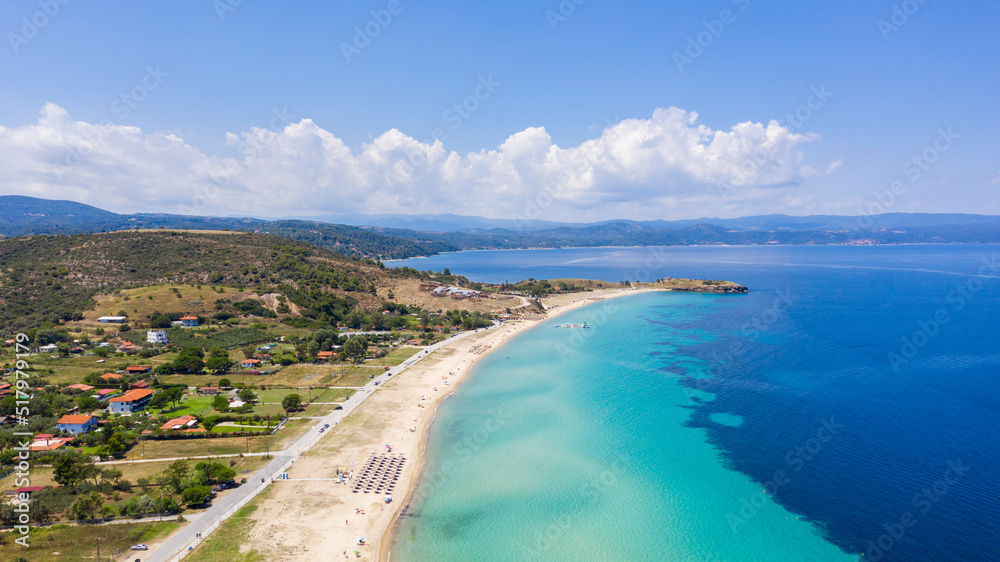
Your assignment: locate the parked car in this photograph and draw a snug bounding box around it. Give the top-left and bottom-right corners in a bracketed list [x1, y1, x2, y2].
[131, 544, 149, 551]
[323, 424, 330, 428]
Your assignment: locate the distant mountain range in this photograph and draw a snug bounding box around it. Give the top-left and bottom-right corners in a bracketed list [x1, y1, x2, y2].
[3, 195, 1000, 260]
[288, 210, 1000, 234]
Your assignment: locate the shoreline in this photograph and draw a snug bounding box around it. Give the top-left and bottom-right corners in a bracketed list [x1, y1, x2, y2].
[377, 287, 661, 561]
[238, 288, 660, 561]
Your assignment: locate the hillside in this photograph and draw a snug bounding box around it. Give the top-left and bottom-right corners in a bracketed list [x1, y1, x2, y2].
[0, 230, 393, 334]
[0, 194, 122, 233]
[0, 196, 455, 260]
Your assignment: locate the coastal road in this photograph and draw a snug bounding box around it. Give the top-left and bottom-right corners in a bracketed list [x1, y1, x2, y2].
[145, 327, 492, 562]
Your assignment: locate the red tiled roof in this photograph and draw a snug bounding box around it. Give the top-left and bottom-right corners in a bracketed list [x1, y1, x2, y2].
[109, 388, 154, 403]
[125, 365, 150, 372]
[161, 415, 197, 430]
[57, 415, 96, 425]
[101, 373, 123, 380]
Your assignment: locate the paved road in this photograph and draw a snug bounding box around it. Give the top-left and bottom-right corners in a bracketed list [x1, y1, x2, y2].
[145, 328, 490, 561]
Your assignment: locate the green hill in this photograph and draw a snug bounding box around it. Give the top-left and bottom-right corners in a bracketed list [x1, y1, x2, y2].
[0, 195, 456, 260]
[0, 230, 394, 334]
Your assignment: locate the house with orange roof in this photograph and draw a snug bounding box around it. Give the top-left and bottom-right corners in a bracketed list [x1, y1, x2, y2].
[317, 351, 334, 360]
[100, 373, 123, 381]
[66, 383, 95, 392]
[29, 435, 75, 451]
[239, 358, 261, 369]
[116, 342, 138, 352]
[126, 365, 151, 374]
[56, 414, 98, 435]
[161, 415, 198, 431]
[108, 388, 155, 414]
[130, 380, 151, 389]
[180, 315, 199, 327]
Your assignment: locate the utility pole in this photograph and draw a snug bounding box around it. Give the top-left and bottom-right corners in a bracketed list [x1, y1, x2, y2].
[96, 537, 101, 562]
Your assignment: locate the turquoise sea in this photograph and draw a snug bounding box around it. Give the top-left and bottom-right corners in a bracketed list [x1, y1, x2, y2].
[387, 246, 1000, 561]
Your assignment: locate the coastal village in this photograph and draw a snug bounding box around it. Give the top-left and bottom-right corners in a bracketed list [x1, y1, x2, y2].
[0, 273, 744, 560]
[0, 270, 565, 557]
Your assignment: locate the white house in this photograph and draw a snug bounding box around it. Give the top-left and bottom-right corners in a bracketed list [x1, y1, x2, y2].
[147, 330, 169, 344]
[98, 316, 128, 323]
[108, 389, 155, 414]
[56, 414, 98, 435]
[37, 343, 58, 353]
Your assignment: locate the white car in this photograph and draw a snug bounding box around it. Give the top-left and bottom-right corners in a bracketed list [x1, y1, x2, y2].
[131, 544, 149, 550]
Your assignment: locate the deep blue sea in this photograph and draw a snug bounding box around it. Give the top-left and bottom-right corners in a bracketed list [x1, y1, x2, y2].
[387, 245, 1000, 561]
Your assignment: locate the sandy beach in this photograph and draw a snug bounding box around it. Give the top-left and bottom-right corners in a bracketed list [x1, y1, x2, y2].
[238, 288, 656, 561]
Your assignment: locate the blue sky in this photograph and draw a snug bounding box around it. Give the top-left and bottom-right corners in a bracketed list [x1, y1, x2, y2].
[1, 0, 998, 221]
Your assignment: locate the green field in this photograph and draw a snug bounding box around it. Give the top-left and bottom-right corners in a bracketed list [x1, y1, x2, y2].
[152, 395, 218, 418]
[210, 424, 269, 434]
[381, 346, 421, 365]
[25, 353, 173, 384]
[0, 521, 178, 561]
[185, 497, 266, 562]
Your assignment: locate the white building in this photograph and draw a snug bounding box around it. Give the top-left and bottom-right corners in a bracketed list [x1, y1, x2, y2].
[98, 316, 128, 323]
[56, 414, 98, 435]
[147, 330, 169, 344]
[108, 389, 154, 414]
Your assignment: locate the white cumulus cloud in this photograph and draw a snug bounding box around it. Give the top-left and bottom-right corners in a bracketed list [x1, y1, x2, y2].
[0, 104, 819, 220]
